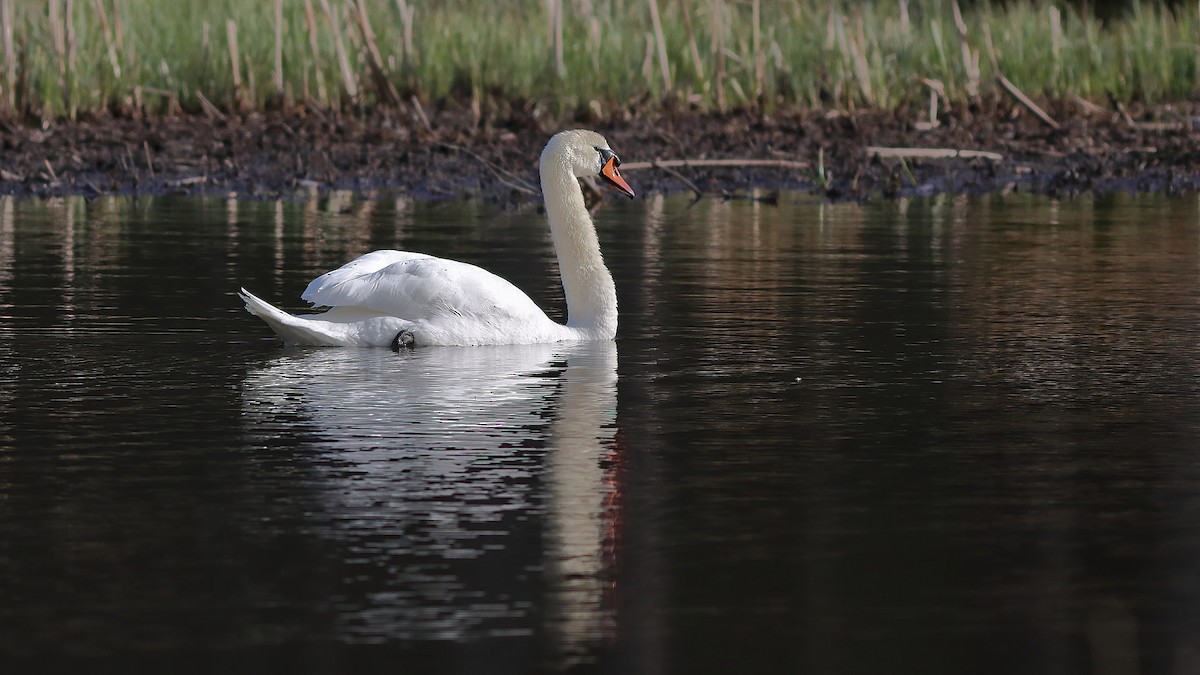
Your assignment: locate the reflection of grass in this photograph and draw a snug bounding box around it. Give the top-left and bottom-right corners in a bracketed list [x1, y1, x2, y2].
[2, 0, 1197, 119]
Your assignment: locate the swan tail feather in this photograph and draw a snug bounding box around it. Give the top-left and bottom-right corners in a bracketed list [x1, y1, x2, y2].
[238, 288, 342, 346]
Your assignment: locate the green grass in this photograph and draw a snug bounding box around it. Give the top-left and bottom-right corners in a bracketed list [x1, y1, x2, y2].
[1, 0, 1197, 120]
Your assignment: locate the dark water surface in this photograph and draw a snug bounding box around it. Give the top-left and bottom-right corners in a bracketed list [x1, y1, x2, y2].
[1, 192, 1199, 674]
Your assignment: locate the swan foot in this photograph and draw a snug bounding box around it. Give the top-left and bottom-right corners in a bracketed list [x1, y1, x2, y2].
[391, 330, 416, 351]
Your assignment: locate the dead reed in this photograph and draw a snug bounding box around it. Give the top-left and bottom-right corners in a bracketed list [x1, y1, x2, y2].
[0, 0, 1194, 120]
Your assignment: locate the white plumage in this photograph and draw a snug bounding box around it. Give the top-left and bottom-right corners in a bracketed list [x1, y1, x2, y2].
[238, 129, 634, 347]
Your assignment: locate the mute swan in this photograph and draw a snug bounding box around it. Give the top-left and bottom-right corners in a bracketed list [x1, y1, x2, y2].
[238, 129, 634, 347]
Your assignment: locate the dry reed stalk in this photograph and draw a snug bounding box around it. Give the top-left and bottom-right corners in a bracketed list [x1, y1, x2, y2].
[950, 0, 980, 96]
[143, 140, 155, 177]
[65, 0, 75, 81]
[1049, 6, 1062, 61]
[303, 0, 328, 103]
[679, 0, 703, 80]
[709, 0, 726, 110]
[917, 77, 946, 130]
[273, 0, 284, 98]
[226, 19, 246, 110]
[92, 0, 121, 79]
[321, 0, 359, 103]
[552, 0, 564, 77]
[394, 0, 415, 66]
[244, 53, 256, 103]
[647, 0, 671, 92]
[752, 0, 763, 99]
[641, 31, 654, 86]
[898, 0, 910, 36]
[835, 13, 872, 105]
[50, 1, 68, 109]
[854, 13, 873, 104]
[112, 0, 122, 49]
[1, 0, 14, 112]
[981, 21, 998, 70]
[350, 0, 400, 104]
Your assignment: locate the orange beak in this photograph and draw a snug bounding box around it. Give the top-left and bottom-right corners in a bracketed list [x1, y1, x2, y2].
[600, 156, 635, 199]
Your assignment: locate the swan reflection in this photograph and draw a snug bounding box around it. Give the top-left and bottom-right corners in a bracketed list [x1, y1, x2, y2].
[240, 341, 620, 661]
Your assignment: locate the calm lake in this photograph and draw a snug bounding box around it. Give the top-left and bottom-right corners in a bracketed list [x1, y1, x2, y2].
[1, 190, 1199, 674]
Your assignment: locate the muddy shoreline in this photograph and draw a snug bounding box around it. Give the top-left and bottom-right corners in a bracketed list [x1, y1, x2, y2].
[2, 97, 1198, 203]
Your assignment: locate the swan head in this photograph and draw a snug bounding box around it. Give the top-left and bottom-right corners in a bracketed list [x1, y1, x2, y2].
[543, 129, 635, 199]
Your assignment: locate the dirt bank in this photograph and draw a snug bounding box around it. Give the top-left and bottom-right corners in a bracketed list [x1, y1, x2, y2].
[1, 96, 1198, 203]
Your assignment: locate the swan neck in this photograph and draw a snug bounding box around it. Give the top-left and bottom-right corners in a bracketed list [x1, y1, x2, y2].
[541, 159, 617, 339]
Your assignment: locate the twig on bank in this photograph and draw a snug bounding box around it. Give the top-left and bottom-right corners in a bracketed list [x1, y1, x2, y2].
[868, 146, 1003, 161]
[437, 142, 539, 196]
[649, 159, 704, 199]
[620, 158, 811, 171]
[622, 157, 813, 197]
[996, 73, 1060, 130]
[138, 86, 181, 115]
[980, 20, 1058, 131]
[194, 89, 227, 120]
[1072, 95, 1107, 116]
[1107, 91, 1136, 127]
[409, 95, 432, 132]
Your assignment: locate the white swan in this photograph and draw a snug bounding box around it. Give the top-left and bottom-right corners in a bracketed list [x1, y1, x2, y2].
[238, 129, 634, 347]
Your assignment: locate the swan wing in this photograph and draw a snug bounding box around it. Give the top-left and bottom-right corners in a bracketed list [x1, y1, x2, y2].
[301, 250, 432, 301]
[302, 252, 546, 322]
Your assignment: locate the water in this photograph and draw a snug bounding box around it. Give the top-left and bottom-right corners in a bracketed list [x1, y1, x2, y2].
[1, 192, 1199, 674]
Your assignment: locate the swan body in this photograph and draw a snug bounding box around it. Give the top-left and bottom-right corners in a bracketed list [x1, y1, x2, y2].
[239, 129, 634, 347]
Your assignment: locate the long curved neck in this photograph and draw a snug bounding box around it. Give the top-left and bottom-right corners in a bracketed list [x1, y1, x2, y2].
[540, 158, 617, 340]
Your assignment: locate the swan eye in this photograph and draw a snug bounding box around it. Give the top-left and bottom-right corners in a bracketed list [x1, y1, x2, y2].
[594, 146, 619, 171]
